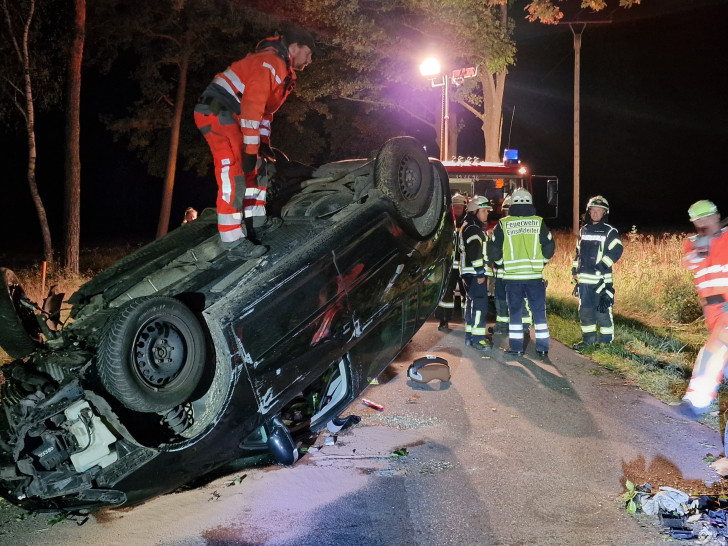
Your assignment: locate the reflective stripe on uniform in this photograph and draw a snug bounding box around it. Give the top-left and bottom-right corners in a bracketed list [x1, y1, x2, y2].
[217, 211, 242, 226]
[220, 163, 232, 204]
[534, 322, 549, 339]
[240, 119, 260, 129]
[222, 69, 246, 95]
[213, 76, 240, 102]
[262, 62, 283, 85]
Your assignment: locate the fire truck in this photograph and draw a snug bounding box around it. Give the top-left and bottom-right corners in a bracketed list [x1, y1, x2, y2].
[442, 149, 558, 219]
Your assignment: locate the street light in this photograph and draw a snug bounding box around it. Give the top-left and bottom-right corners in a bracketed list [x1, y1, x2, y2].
[419, 57, 478, 162]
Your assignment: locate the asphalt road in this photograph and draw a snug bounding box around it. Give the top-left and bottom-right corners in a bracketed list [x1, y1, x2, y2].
[0, 318, 724, 545]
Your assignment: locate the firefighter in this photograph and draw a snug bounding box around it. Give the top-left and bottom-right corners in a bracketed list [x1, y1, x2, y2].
[436, 193, 468, 332]
[459, 196, 493, 351]
[488, 189, 555, 358]
[571, 195, 623, 351]
[194, 27, 316, 258]
[678, 201, 728, 444]
[491, 195, 532, 334]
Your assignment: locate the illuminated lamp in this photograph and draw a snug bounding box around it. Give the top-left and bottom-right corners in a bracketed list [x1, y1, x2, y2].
[503, 149, 519, 164]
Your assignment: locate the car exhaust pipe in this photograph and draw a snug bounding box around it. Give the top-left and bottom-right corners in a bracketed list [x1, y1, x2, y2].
[264, 415, 299, 465]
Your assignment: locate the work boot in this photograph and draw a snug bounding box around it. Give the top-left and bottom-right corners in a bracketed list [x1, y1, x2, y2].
[438, 320, 450, 332]
[572, 341, 597, 352]
[535, 350, 549, 360]
[474, 340, 492, 351]
[224, 238, 267, 261]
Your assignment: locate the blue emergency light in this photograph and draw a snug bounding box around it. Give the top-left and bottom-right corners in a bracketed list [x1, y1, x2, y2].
[502, 149, 519, 164]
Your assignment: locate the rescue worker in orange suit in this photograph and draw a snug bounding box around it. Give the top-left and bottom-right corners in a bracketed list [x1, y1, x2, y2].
[194, 28, 316, 259]
[678, 201, 728, 449]
[571, 195, 623, 351]
[459, 196, 493, 351]
[436, 193, 468, 332]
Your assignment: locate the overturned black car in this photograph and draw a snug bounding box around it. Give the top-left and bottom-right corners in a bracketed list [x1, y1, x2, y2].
[0, 137, 453, 511]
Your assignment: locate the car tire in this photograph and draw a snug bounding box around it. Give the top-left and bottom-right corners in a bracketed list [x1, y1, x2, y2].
[401, 161, 448, 239]
[0, 268, 42, 359]
[375, 136, 433, 218]
[97, 297, 206, 413]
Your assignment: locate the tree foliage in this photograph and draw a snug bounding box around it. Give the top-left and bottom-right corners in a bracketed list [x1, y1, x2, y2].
[524, 0, 641, 24]
[0, 0, 69, 263]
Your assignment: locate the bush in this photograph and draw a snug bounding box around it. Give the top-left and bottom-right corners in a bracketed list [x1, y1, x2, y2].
[661, 274, 703, 324]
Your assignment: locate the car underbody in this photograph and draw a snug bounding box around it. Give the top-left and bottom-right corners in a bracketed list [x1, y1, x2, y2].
[0, 137, 452, 511]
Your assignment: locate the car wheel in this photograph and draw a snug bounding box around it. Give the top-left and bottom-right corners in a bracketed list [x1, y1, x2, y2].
[97, 297, 206, 413]
[0, 268, 42, 359]
[401, 162, 448, 239]
[375, 136, 433, 218]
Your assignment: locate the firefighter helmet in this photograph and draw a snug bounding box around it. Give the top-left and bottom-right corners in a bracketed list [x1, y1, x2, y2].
[586, 195, 609, 213]
[511, 188, 532, 205]
[688, 200, 718, 222]
[466, 195, 491, 213]
[451, 194, 468, 207]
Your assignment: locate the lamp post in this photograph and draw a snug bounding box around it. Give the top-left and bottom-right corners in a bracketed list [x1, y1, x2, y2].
[420, 57, 477, 162]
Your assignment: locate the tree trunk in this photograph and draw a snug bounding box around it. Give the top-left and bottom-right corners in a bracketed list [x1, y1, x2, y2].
[63, 0, 85, 274]
[156, 51, 190, 239]
[18, 0, 53, 263]
[481, 68, 506, 162]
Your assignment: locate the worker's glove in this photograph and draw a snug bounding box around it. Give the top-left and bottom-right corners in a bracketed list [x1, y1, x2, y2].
[242, 153, 258, 174]
[258, 142, 276, 163]
[596, 282, 614, 313]
[571, 284, 579, 298]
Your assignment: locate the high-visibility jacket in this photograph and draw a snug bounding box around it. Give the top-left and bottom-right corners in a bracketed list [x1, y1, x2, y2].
[458, 214, 492, 277]
[490, 214, 554, 281]
[572, 220, 623, 285]
[683, 228, 728, 330]
[203, 37, 296, 156]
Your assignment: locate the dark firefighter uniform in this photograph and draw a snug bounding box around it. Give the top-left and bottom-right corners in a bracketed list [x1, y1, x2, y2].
[459, 196, 493, 350]
[436, 194, 468, 331]
[489, 189, 555, 356]
[572, 196, 623, 347]
[193, 36, 296, 244]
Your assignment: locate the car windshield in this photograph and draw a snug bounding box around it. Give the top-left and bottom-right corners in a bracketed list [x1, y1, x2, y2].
[449, 176, 528, 202]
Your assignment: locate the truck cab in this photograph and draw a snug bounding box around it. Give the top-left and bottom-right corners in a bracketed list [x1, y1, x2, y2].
[441, 149, 558, 219]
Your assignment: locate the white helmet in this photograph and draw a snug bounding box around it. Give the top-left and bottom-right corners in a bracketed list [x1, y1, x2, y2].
[466, 195, 491, 213]
[586, 195, 609, 213]
[451, 193, 468, 207]
[511, 188, 532, 205]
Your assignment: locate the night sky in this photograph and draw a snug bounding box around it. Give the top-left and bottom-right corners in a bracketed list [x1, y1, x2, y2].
[1, 0, 727, 256]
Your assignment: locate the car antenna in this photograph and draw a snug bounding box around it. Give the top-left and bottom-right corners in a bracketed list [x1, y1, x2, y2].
[506, 105, 515, 150]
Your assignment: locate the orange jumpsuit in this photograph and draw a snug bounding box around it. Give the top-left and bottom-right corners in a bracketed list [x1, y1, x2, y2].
[194, 37, 295, 243]
[682, 228, 728, 412]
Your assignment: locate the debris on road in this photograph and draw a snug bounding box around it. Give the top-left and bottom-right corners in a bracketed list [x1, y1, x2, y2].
[362, 398, 385, 411]
[623, 481, 728, 542]
[641, 486, 689, 515]
[407, 356, 450, 384]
